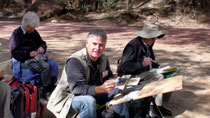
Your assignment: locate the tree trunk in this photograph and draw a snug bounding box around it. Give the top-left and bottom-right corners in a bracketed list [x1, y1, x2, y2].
[127, 0, 132, 11]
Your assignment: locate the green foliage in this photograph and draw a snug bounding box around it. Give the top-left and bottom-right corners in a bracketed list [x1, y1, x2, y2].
[127, 1, 132, 11]
[83, 5, 92, 13]
[158, 7, 169, 16]
[0, 0, 5, 8]
[101, 0, 116, 11]
[0, 0, 16, 9]
[180, 0, 210, 12]
[158, 7, 165, 15]
[197, 14, 210, 23]
[58, 0, 68, 3]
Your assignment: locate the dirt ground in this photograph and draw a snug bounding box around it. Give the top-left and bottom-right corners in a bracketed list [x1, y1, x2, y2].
[0, 20, 210, 118]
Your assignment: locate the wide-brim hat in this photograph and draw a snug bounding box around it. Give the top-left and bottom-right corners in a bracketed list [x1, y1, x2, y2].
[136, 24, 165, 39]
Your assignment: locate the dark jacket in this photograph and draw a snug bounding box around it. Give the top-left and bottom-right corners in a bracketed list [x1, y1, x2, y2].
[10, 26, 47, 62]
[65, 53, 114, 96]
[117, 37, 159, 76]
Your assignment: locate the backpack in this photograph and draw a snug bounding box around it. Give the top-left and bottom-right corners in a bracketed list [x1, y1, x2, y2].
[5, 77, 45, 118]
[12, 58, 58, 86]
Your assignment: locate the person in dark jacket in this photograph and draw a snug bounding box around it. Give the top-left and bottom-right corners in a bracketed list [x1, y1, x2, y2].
[117, 24, 172, 117]
[9, 11, 53, 99]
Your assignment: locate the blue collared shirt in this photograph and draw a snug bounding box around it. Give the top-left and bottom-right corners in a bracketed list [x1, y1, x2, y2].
[20, 25, 27, 35]
[141, 39, 152, 69]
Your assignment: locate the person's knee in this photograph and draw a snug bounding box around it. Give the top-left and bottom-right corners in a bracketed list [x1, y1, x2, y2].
[82, 96, 96, 108]
[72, 96, 96, 112]
[41, 61, 51, 71]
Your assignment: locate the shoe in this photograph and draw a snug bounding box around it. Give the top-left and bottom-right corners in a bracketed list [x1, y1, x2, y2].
[41, 91, 51, 100]
[158, 106, 172, 116]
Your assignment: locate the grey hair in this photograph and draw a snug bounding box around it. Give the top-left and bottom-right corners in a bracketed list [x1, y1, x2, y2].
[22, 11, 40, 27]
[86, 29, 107, 43]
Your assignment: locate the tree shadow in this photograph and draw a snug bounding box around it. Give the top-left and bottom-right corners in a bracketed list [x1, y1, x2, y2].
[154, 48, 210, 117]
[165, 90, 198, 117]
[160, 27, 210, 47]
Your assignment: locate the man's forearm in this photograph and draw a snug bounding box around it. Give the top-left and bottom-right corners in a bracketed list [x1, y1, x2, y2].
[95, 85, 105, 94]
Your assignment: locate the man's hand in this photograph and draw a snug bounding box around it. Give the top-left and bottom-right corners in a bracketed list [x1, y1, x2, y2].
[95, 79, 116, 94]
[104, 79, 116, 93]
[30, 51, 39, 57]
[38, 47, 45, 54]
[142, 57, 152, 67]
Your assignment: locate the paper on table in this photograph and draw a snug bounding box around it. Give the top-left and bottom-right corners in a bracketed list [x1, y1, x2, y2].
[156, 65, 171, 73]
[155, 65, 179, 74]
[126, 91, 139, 99]
[109, 75, 183, 106]
[127, 77, 140, 86]
[115, 77, 140, 90]
[136, 75, 182, 100]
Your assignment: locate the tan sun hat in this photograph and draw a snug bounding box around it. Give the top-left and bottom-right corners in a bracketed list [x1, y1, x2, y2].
[136, 24, 165, 39]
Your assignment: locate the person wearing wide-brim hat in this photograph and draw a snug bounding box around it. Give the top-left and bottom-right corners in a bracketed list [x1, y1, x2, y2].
[117, 24, 172, 117]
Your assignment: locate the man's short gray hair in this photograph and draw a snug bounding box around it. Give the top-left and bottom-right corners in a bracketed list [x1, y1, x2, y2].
[87, 29, 107, 43]
[22, 11, 40, 27]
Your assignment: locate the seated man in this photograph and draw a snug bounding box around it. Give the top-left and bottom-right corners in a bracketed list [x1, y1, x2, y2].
[9, 11, 56, 99]
[117, 24, 172, 117]
[0, 70, 12, 118]
[47, 29, 146, 118]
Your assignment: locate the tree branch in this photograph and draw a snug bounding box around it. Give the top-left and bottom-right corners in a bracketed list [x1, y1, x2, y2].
[132, 0, 151, 9]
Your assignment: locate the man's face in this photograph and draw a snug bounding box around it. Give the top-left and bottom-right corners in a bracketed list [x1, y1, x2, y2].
[86, 35, 106, 62]
[25, 26, 35, 34]
[144, 38, 156, 46]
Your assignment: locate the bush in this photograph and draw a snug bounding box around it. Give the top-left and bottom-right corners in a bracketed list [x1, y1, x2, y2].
[101, 0, 116, 11]
[0, 0, 5, 8]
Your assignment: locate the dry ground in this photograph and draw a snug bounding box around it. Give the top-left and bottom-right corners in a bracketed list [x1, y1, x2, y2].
[0, 20, 210, 118]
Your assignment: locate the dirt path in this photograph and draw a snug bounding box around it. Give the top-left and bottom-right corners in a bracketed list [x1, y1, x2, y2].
[0, 20, 210, 118]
